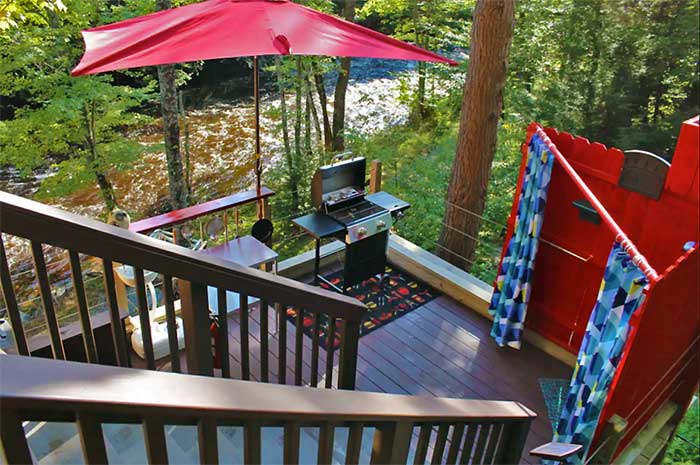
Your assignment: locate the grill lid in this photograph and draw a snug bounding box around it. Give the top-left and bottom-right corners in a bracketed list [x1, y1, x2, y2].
[311, 157, 367, 209]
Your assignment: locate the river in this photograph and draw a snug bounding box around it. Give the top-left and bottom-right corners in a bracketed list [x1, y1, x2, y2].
[1, 59, 427, 220]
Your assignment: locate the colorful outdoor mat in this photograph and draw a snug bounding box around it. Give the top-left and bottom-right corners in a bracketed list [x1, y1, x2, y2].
[286, 266, 439, 349]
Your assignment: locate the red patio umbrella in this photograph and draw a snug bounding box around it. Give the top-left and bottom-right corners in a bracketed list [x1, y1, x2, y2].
[72, 0, 457, 212]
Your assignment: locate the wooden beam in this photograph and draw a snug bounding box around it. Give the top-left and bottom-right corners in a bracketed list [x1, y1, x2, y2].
[179, 280, 213, 377]
[277, 240, 345, 279]
[369, 159, 382, 194]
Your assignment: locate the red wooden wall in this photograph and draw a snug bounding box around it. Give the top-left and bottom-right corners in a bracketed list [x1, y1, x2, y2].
[506, 118, 700, 354]
[600, 246, 699, 456]
[499, 116, 699, 458]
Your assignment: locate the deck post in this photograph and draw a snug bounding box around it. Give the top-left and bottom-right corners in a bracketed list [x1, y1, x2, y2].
[369, 159, 382, 193]
[179, 279, 214, 376]
[499, 418, 532, 464]
[370, 421, 413, 464]
[257, 196, 271, 220]
[337, 320, 360, 390]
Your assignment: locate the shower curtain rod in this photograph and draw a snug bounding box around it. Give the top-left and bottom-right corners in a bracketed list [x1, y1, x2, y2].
[534, 126, 660, 283]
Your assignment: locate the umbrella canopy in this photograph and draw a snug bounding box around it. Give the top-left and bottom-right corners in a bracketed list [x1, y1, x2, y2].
[71, 0, 457, 76]
[71, 0, 457, 219]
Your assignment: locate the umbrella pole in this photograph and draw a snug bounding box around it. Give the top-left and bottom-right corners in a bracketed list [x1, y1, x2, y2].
[254, 55, 263, 219]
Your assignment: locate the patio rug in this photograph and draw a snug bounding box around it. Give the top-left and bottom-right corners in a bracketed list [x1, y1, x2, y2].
[286, 266, 439, 349]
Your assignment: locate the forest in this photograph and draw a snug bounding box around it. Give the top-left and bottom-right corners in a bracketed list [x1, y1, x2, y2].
[2, 0, 697, 276]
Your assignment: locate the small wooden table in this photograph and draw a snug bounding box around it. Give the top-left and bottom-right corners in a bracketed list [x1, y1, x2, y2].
[200, 235, 279, 270]
[199, 235, 278, 314]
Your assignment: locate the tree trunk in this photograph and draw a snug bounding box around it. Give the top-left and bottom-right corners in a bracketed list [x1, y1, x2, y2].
[304, 82, 313, 160]
[95, 172, 118, 211]
[276, 58, 297, 210]
[83, 101, 118, 211]
[437, 0, 515, 270]
[412, 0, 427, 122]
[156, 0, 188, 211]
[305, 69, 323, 157]
[312, 61, 333, 153]
[331, 0, 356, 152]
[291, 56, 304, 211]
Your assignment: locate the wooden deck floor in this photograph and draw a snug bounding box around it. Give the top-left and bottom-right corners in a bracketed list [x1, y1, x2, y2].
[136, 292, 571, 464]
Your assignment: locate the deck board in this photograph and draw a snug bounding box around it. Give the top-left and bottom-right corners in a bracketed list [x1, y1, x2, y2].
[134, 293, 571, 464]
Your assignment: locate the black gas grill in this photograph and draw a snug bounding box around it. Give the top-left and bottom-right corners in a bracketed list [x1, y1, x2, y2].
[293, 156, 410, 289]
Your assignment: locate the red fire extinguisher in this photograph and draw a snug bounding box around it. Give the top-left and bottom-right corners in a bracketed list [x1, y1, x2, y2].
[210, 316, 221, 369]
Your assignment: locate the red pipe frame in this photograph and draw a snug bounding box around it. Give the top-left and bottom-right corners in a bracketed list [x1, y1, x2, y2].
[535, 126, 660, 283]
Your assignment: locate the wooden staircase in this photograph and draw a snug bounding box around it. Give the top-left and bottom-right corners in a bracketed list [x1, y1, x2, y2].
[1, 355, 536, 464]
[0, 191, 537, 464]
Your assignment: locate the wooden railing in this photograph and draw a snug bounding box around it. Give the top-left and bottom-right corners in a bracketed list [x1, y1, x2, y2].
[0, 354, 536, 465]
[0, 191, 365, 389]
[129, 186, 274, 238]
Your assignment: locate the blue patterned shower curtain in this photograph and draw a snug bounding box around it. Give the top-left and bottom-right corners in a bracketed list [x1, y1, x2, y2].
[553, 242, 648, 464]
[488, 133, 554, 349]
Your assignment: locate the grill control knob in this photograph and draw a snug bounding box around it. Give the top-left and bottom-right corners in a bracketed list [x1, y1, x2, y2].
[357, 227, 368, 237]
[376, 220, 386, 229]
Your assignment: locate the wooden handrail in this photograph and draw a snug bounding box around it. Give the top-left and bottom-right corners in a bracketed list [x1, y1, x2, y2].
[1, 355, 536, 465]
[0, 190, 365, 389]
[0, 191, 364, 319]
[0, 355, 536, 422]
[129, 186, 275, 234]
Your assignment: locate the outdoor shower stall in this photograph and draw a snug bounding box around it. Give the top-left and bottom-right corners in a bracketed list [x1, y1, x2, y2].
[496, 117, 699, 462]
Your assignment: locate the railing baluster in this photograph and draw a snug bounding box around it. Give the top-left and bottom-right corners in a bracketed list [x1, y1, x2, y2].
[0, 236, 29, 356]
[294, 308, 304, 385]
[198, 418, 219, 465]
[76, 413, 108, 464]
[240, 294, 250, 380]
[324, 316, 336, 389]
[134, 267, 156, 369]
[244, 421, 261, 465]
[277, 303, 287, 384]
[30, 241, 64, 359]
[143, 418, 169, 465]
[162, 275, 181, 373]
[345, 423, 363, 465]
[180, 280, 213, 376]
[338, 320, 360, 390]
[432, 423, 450, 464]
[446, 424, 466, 464]
[413, 423, 432, 465]
[0, 409, 32, 464]
[482, 423, 503, 465]
[318, 422, 335, 465]
[217, 288, 230, 378]
[310, 312, 320, 387]
[471, 423, 491, 465]
[284, 422, 301, 465]
[459, 424, 478, 465]
[103, 260, 130, 367]
[371, 421, 414, 465]
[69, 251, 98, 363]
[259, 298, 269, 382]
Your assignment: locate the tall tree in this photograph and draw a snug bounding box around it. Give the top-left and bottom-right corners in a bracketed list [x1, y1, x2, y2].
[0, 0, 152, 212]
[437, 0, 515, 270]
[330, 0, 355, 152]
[155, 0, 189, 210]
